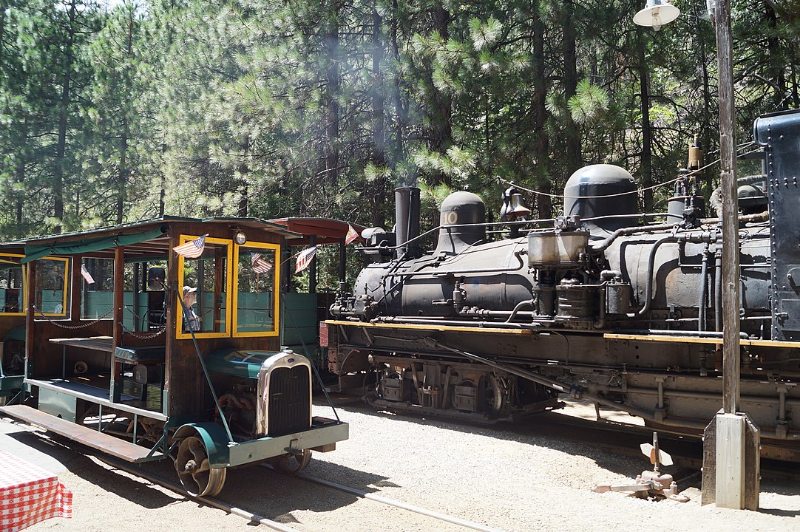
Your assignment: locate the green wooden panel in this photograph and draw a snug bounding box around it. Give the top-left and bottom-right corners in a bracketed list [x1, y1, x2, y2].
[236, 291, 274, 332]
[281, 293, 318, 347]
[39, 290, 64, 314]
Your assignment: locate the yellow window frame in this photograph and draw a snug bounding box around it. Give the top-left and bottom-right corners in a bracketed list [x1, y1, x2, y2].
[175, 235, 234, 340]
[0, 253, 26, 317]
[34, 257, 70, 318]
[232, 242, 281, 338]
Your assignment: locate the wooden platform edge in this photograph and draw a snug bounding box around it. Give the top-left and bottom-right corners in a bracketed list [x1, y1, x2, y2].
[0, 404, 163, 463]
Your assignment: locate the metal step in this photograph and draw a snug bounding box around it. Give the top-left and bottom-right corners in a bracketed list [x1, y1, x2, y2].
[0, 404, 164, 463]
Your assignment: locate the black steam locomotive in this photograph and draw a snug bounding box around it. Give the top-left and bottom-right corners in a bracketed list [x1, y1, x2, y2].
[325, 109, 800, 460]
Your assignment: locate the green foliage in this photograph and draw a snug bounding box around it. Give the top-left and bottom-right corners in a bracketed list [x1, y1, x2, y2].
[568, 79, 609, 124]
[0, 0, 797, 248]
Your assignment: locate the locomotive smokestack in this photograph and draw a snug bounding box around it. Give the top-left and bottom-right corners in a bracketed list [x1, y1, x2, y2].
[395, 187, 421, 259]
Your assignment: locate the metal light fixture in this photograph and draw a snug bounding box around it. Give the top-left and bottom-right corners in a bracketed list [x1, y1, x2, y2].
[234, 231, 247, 245]
[633, 0, 680, 30]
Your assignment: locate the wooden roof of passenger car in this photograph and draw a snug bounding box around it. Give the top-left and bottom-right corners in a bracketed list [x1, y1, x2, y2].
[16, 217, 305, 262]
[268, 217, 364, 245]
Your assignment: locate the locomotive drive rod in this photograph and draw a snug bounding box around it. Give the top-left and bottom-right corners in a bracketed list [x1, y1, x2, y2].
[428, 339, 655, 420]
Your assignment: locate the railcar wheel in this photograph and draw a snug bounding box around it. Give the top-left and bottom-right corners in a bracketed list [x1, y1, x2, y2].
[272, 450, 312, 474]
[174, 435, 227, 497]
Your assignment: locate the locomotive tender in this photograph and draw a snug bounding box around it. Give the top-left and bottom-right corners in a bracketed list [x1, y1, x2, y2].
[326, 109, 800, 460]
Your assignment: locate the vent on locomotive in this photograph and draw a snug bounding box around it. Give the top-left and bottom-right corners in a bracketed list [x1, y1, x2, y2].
[256, 351, 313, 437]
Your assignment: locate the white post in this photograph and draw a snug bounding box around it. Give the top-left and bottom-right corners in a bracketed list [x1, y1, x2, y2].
[715, 413, 745, 508]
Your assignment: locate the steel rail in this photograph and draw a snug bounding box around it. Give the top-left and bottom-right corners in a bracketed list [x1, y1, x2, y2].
[270, 466, 501, 532]
[96, 456, 296, 531]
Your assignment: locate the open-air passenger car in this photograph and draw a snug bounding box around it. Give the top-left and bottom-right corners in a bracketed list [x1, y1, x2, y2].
[0, 244, 27, 404]
[0, 217, 349, 496]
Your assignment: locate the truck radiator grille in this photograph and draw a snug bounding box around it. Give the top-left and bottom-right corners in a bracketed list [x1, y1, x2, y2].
[267, 366, 311, 436]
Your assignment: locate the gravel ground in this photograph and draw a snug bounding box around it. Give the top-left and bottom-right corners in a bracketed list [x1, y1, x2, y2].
[1, 400, 796, 532]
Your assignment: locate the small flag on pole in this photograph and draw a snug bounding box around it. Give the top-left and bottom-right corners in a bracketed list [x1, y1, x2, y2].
[295, 246, 317, 273]
[173, 234, 207, 259]
[344, 224, 360, 245]
[80, 264, 95, 284]
[251, 253, 273, 274]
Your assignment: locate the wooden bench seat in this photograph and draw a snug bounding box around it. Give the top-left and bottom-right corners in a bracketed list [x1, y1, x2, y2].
[0, 404, 164, 463]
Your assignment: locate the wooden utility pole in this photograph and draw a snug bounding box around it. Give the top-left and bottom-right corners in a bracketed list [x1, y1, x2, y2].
[715, 0, 739, 416]
[703, 0, 759, 511]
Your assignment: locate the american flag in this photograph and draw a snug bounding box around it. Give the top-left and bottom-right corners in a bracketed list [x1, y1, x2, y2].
[344, 224, 361, 245]
[80, 264, 95, 284]
[251, 253, 273, 274]
[295, 245, 317, 273]
[173, 234, 207, 259]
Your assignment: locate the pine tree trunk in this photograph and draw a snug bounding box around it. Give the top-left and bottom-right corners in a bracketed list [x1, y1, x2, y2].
[390, 0, 406, 171]
[323, 2, 340, 188]
[371, 4, 386, 227]
[118, 121, 128, 225]
[428, 5, 452, 187]
[637, 31, 653, 213]
[117, 10, 134, 226]
[53, 0, 78, 232]
[765, 1, 787, 108]
[694, 7, 713, 195]
[562, 0, 581, 175]
[0, 5, 5, 65]
[238, 141, 250, 217]
[532, 0, 551, 218]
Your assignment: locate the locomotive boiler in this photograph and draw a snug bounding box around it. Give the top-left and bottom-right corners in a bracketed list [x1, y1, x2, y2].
[325, 109, 800, 459]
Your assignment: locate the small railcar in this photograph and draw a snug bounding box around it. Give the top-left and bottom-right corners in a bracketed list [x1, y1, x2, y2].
[0, 217, 349, 495]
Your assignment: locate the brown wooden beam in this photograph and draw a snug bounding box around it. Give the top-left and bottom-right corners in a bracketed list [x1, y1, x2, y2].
[111, 246, 124, 401]
[715, 0, 740, 415]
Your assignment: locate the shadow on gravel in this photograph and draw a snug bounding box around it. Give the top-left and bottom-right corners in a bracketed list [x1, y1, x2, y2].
[5, 419, 393, 520]
[318, 398, 695, 479]
[6, 429, 178, 509]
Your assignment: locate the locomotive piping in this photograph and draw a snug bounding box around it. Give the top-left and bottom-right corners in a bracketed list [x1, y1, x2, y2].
[504, 299, 535, 323]
[714, 251, 722, 331]
[637, 235, 679, 316]
[698, 245, 710, 331]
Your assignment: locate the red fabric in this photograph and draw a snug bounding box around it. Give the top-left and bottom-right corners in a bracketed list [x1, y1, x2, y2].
[0, 449, 72, 531]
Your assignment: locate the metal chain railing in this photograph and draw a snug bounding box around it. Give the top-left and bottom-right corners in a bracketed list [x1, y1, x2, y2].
[32, 306, 113, 330]
[122, 327, 166, 340]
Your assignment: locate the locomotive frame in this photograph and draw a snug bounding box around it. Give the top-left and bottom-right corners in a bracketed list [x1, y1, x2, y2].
[326, 109, 800, 462]
[0, 217, 350, 496]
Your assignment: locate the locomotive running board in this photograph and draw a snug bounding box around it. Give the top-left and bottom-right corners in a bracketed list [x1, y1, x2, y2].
[325, 319, 533, 335]
[604, 333, 800, 348]
[0, 404, 164, 463]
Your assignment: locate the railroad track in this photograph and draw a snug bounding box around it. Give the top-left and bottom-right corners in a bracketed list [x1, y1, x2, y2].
[101, 459, 501, 531]
[2, 416, 500, 531]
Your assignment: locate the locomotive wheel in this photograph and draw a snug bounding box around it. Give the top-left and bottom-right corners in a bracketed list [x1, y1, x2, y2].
[272, 450, 312, 474]
[174, 435, 227, 497]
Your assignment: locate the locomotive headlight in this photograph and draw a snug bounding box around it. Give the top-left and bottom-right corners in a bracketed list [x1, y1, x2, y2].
[367, 354, 375, 365]
[234, 231, 247, 245]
